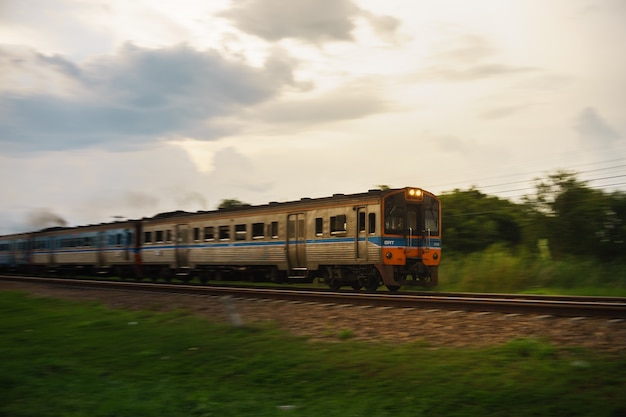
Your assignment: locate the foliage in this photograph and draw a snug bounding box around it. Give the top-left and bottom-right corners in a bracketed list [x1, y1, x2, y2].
[438, 244, 626, 295]
[523, 171, 626, 261]
[440, 188, 523, 253]
[2, 292, 626, 417]
[218, 198, 247, 209]
[442, 171, 626, 262]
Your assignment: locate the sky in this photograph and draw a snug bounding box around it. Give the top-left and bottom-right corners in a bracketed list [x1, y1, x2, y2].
[1, 0, 625, 234]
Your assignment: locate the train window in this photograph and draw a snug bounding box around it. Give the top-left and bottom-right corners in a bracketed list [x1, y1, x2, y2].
[369, 213, 376, 234]
[298, 219, 305, 239]
[84, 237, 92, 247]
[144, 231, 152, 244]
[193, 227, 200, 241]
[204, 226, 214, 241]
[424, 197, 440, 235]
[288, 219, 296, 239]
[358, 212, 366, 233]
[166, 230, 172, 242]
[384, 193, 406, 234]
[235, 224, 247, 241]
[330, 214, 347, 235]
[315, 218, 323, 236]
[155, 230, 164, 242]
[219, 225, 230, 240]
[271, 221, 278, 238]
[407, 209, 418, 231]
[117, 233, 123, 245]
[252, 223, 264, 239]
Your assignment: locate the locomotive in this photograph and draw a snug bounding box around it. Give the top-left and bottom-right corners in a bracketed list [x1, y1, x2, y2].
[0, 187, 441, 291]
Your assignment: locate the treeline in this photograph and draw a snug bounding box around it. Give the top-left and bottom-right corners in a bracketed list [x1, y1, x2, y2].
[440, 171, 626, 261]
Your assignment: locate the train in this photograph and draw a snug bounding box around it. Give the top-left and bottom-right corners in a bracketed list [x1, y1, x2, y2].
[0, 187, 441, 291]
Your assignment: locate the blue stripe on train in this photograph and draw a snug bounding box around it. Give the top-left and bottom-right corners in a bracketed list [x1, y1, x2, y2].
[9, 237, 442, 257]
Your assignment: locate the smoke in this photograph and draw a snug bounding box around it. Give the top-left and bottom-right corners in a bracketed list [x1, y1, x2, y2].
[28, 208, 68, 229]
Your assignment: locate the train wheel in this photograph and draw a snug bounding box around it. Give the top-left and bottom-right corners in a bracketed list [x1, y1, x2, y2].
[365, 275, 379, 292]
[351, 282, 362, 290]
[386, 285, 401, 292]
[328, 277, 341, 290]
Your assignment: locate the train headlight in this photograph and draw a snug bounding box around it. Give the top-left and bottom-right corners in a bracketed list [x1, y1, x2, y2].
[407, 188, 423, 199]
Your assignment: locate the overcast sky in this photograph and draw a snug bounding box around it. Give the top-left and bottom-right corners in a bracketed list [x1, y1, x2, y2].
[1, 0, 625, 234]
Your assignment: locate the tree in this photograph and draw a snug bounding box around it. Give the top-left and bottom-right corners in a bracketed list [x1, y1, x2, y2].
[523, 170, 625, 260]
[601, 192, 626, 260]
[218, 199, 247, 209]
[440, 188, 523, 253]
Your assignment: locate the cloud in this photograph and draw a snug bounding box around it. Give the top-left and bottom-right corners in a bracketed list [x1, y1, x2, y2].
[478, 103, 533, 120]
[0, 43, 297, 153]
[412, 32, 538, 82]
[362, 12, 402, 43]
[574, 107, 621, 144]
[219, 0, 358, 42]
[433, 134, 476, 155]
[254, 79, 388, 126]
[430, 131, 510, 164]
[420, 63, 537, 82]
[0, 0, 113, 58]
[208, 146, 274, 192]
[219, 0, 399, 44]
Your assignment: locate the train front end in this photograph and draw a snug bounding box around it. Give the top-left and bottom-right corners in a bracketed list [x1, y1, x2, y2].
[377, 188, 441, 288]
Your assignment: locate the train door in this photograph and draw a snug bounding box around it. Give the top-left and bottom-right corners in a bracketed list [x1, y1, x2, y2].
[287, 213, 307, 271]
[356, 207, 368, 260]
[175, 224, 189, 268]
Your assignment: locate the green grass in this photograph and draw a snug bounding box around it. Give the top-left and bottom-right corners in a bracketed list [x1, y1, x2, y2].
[1, 291, 625, 417]
[438, 246, 626, 296]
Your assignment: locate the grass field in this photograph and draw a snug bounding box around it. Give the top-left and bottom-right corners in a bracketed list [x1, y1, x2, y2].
[1, 291, 625, 417]
[438, 247, 626, 296]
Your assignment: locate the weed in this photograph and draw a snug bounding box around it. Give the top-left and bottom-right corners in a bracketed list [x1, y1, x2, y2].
[338, 328, 354, 340]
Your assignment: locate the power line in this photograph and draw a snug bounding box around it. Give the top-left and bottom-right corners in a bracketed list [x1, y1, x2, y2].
[431, 158, 626, 199]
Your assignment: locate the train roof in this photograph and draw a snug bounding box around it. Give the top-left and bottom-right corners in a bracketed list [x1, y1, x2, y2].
[0, 187, 437, 237]
[144, 187, 436, 221]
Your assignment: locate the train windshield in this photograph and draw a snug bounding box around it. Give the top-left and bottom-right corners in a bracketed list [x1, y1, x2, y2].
[384, 193, 439, 235]
[424, 196, 439, 235]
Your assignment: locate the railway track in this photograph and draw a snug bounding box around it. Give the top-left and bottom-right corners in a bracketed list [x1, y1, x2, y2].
[2, 275, 626, 318]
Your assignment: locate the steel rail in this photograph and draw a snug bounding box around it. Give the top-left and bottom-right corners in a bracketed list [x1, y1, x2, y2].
[2, 275, 626, 318]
